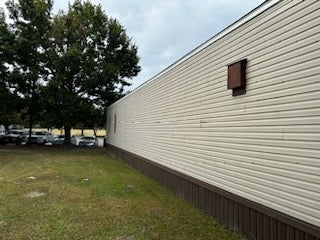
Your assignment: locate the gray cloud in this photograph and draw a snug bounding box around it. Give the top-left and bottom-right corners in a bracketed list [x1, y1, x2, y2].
[111, 0, 265, 90]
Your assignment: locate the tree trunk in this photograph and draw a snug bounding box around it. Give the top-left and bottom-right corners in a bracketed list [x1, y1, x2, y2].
[64, 126, 71, 144]
[28, 116, 33, 140]
[4, 124, 9, 133]
[28, 100, 34, 145]
[28, 86, 36, 144]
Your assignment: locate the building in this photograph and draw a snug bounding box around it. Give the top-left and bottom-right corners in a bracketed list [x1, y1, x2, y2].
[106, 0, 320, 239]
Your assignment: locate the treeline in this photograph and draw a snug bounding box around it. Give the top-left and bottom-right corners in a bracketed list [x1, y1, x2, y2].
[0, 0, 140, 142]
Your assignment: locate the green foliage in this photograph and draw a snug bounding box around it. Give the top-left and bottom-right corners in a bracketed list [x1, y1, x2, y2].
[0, 7, 25, 128]
[0, 0, 140, 134]
[0, 84, 25, 128]
[44, 0, 140, 140]
[5, 0, 53, 96]
[47, 0, 140, 104]
[2, 0, 53, 132]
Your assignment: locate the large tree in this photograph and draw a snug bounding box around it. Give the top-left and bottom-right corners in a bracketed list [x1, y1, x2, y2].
[5, 0, 53, 138]
[44, 0, 140, 142]
[0, 8, 24, 129]
[2, 0, 140, 142]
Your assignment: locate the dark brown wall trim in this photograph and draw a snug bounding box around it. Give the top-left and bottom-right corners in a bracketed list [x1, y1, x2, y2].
[106, 144, 320, 240]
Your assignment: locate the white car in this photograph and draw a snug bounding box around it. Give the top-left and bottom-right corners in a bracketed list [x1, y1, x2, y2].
[79, 136, 95, 146]
[72, 136, 96, 146]
[35, 131, 55, 144]
[23, 131, 55, 145]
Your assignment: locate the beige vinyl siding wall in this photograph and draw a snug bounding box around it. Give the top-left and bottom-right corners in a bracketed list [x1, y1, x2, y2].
[107, 0, 320, 228]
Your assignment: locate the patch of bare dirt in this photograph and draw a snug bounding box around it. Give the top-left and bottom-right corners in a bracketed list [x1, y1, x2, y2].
[25, 191, 45, 198]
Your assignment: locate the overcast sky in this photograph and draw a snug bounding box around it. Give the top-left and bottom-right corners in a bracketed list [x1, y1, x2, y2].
[1, 0, 265, 90]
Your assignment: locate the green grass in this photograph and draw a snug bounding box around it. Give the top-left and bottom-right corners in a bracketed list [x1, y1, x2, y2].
[0, 147, 243, 240]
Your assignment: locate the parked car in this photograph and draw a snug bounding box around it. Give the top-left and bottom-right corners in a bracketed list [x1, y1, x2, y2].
[0, 128, 6, 144]
[23, 131, 55, 145]
[3, 129, 28, 145]
[78, 136, 95, 146]
[38, 131, 55, 144]
[53, 135, 65, 145]
[70, 135, 78, 145]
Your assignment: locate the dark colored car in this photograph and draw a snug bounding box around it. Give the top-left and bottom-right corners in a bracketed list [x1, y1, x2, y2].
[2, 129, 27, 145]
[53, 135, 65, 145]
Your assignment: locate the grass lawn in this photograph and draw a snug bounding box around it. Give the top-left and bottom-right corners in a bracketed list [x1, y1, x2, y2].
[0, 147, 243, 240]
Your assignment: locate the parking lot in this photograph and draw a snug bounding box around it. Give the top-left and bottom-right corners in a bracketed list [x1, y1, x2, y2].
[0, 127, 106, 147]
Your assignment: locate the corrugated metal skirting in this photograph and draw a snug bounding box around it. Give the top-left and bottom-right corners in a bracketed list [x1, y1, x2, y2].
[106, 144, 320, 240]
